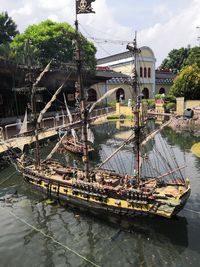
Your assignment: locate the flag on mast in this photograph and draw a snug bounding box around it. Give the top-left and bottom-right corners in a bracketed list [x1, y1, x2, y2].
[76, 0, 95, 14]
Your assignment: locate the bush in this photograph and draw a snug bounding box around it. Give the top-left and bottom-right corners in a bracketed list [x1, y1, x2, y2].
[107, 101, 117, 107]
[155, 94, 165, 100]
[165, 95, 176, 103]
[107, 114, 133, 120]
[144, 99, 155, 109]
[165, 102, 176, 112]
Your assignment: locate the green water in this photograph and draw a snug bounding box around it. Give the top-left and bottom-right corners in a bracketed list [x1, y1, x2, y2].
[0, 122, 200, 267]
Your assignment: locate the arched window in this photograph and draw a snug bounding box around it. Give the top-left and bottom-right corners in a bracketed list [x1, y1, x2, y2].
[140, 67, 143, 77]
[116, 88, 125, 102]
[159, 87, 165, 94]
[148, 67, 151, 78]
[142, 88, 149, 99]
[144, 67, 147, 78]
[87, 88, 97, 102]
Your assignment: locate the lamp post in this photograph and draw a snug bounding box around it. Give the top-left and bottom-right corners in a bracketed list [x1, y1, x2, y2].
[196, 26, 200, 46]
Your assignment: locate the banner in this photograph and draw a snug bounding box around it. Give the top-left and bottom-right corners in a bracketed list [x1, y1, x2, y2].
[76, 0, 95, 14]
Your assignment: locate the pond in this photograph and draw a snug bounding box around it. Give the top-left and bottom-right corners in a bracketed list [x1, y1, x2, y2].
[0, 121, 200, 267]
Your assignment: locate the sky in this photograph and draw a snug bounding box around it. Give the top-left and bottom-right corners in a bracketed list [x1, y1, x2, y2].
[1, 0, 200, 67]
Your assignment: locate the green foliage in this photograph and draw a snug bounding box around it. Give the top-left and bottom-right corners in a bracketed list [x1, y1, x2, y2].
[169, 64, 200, 100]
[144, 99, 155, 109]
[11, 20, 96, 69]
[107, 100, 117, 107]
[159, 46, 200, 71]
[185, 47, 200, 68]
[165, 94, 176, 103]
[0, 43, 11, 59]
[164, 102, 176, 112]
[107, 114, 120, 119]
[154, 94, 176, 103]
[159, 47, 189, 71]
[107, 114, 133, 120]
[155, 94, 164, 99]
[0, 12, 19, 45]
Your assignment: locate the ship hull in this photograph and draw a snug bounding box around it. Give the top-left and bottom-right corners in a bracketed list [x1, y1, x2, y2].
[23, 174, 190, 219]
[25, 181, 154, 217]
[172, 187, 191, 216]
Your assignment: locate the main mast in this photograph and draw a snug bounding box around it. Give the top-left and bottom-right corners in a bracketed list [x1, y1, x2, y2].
[127, 34, 141, 184]
[75, 0, 95, 179]
[75, 18, 89, 179]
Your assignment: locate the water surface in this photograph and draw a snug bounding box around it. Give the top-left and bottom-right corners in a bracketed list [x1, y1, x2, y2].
[0, 122, 200, 267]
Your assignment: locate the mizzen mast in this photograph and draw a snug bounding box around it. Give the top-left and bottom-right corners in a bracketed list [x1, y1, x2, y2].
[127, 33, 142, 184]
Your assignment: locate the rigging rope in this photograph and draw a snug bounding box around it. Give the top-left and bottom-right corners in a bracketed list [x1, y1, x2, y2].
[184, 208, 200, 215]
[0, 171, 18, 186]
[0, 206, 101, 267]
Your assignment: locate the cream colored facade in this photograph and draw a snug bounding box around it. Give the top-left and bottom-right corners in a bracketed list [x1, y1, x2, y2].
[94, 46, 156, 102]
[91, 47, 175, 103]
[91, 82, 133, 103]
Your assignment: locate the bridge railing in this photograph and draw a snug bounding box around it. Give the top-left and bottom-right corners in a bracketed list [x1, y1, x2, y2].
[1, 106, 115, 141]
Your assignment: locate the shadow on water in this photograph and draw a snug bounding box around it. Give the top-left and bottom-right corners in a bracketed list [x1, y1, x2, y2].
[59, 203, 189, 251]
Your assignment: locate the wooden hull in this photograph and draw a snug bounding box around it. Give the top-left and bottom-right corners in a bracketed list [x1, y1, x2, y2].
[58, 137, 94, 155]
[25, 179, 190, 219]
[20, 163, 191, 219]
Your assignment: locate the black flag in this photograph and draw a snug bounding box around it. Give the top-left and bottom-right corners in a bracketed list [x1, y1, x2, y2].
[76, 0, 95, 14]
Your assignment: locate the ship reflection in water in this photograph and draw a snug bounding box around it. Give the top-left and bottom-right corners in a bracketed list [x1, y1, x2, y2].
[0, 121, 200, 267]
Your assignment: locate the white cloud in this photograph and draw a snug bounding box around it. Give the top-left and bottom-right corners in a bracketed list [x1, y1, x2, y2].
[37, 0, 68, 11]
[153, 4, 172, 20]
[10, 4, 32, 17]
[138, 0, 200, 66]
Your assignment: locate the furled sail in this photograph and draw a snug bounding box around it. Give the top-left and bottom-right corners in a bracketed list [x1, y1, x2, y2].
[87, 124, 94, 144]
[63, 93, 73, 123]
[37, 83, 64, 124]
[88, 87, 121, 113]
[63, 93, 77, 144]
[33, 61, 51, 89]
[46, 132, 67, 160]
[71, 128, 77, 145]
[19, 108, 28, 135]
[37, 71, 72, 124]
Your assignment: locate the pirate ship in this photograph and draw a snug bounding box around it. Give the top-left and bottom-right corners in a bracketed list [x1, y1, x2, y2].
[16, 0, 190, 219]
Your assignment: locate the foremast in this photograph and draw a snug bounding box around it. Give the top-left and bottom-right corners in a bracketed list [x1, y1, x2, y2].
[127, 34, 142, 185]
[31, 82, 40, 168]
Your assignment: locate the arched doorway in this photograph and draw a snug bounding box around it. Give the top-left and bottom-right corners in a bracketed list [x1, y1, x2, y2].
[116, 88, 125, 102]
[142, 88, 149, 99]
[159, 87, 165, 94]
[87, 88, 97, 101]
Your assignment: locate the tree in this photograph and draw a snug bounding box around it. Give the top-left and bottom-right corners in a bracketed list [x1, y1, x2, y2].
[160, 46, 200, 72]
[11, 20, 97, 70]
[169, 64, 200, 100]
[185, 47, 200, 68]
[0, 12, 19, 45]
[0, 43, 11, 59]
[159, 47, 190, 72]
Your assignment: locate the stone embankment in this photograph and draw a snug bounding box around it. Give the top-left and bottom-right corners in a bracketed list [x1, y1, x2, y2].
[170, 107, 200, 129]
